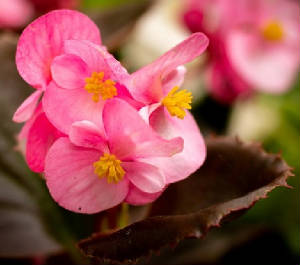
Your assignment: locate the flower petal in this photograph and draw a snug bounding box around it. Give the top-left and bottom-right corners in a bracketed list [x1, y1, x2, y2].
[43, 81, 105, 134]
[70, 121, 108, 151]
[116, 83, 144, 110]
[162, 66, 186, 95]
[13, 90, 42, 123]
[125, 33, 209, 104]
[63, 40, 111, 77]
[134, 137, 183, 158]
[16, 10, 101, 89]
[26, 113, 63, 173]
[123, 161, 165, 193]
[97, 45, 130, 82]
[45, 138, 129, 214]
[143, 106, 206, 183]
[125, 183, 164, 205]
[103, 99, 183, 160]
[16, 103, 43, 156]
[64, 40, 130, 82]
[51, 54, 89, 89]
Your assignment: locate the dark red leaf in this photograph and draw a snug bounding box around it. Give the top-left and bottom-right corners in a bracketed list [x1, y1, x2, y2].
[78, 137, 292, 264]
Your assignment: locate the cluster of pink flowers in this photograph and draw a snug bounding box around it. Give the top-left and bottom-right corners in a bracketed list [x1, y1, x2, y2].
[183, 0, 300, 103]
[0, 0, 78, 29]
[13, 10, 208, 214]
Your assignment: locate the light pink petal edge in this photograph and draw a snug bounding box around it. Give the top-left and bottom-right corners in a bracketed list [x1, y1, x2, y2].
[13, 90, 42, 123]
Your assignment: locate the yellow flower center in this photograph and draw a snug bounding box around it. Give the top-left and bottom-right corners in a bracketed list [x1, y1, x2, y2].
[162, 86, 192, 119]
[84, 72, 117, 102]
[262, 20, 284, 42]
[93, 153, 125, 184]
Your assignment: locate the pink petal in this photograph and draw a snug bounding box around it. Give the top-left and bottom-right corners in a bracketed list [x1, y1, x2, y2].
[26, 113, 63, 173]
[45, 138, 129, 214]
[143, 106, 206, 184]
[18, 103, 43, 141]
[162, 66, 186, 95]
[64, 40, 130, 82]
[13, 90, 42, 123]
[116, 83, 144, 110]
[70, 121, 108, 151]
[97, 45, 130, 82]
[16, 10, 101, 90]
[63, 40, 111, 78]
[103, 99, 183, 160]
[138, 103, 161, 123]
[16, 103, 43, 156]
[125, 183, 164, 205]
[126, 33, 209, 104]
[43, 81, 105, 135]
[123, 161, 165, 193]
[134, 137, 183, 158]
[51, 54, 89, 89]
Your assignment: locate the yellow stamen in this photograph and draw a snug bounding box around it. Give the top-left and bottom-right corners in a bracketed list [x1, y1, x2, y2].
[262, 20, 284, 42]
[93, 153, 125, 184]
[84, 72, 117, 102]
[162, 86, 192, 119]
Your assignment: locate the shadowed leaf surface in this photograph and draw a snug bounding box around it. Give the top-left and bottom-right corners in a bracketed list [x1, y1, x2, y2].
[78, 137, 292, 264]
[0, 172, 61, 258]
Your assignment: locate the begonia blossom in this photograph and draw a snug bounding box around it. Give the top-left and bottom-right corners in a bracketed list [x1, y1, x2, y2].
[45, 99, 184, 213]
[183, 0, 300, 103]
[43, 40, 140, 134]
[125, 33, 209, 183]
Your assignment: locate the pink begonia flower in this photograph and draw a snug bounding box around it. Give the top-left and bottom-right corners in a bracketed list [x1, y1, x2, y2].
[0, 0, 33, 29]
[183, 0, 300, 103]
[17, 104, 65, 173]
[124, 33, 209, 184]
[42, 39, 140, 135]
[13, 10, 101, 123]
[45, 99, 184, 213]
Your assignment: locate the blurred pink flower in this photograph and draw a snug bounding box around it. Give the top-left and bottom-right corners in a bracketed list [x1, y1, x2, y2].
[183, 0, 300, 103]
[45, 99, 184, 213]
[0, 0, 33, 29]
[125, 33, 208, 184]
